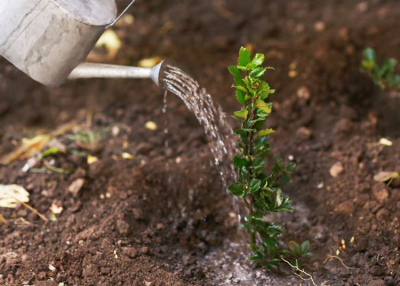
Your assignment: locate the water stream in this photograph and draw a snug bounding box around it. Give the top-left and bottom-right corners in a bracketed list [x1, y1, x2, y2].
[163, 65, 236, 189]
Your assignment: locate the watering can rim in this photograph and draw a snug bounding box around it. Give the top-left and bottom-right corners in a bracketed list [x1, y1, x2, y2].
[50, 0, 118, 27]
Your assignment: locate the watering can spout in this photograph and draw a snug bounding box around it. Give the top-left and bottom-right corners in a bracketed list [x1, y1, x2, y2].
[67, 61, 166, 88]
[150, 61, 165, 87]
[0, 0, 163, 88]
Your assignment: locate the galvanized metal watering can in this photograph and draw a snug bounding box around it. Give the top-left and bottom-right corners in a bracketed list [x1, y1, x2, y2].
[0, 0, 164, 87]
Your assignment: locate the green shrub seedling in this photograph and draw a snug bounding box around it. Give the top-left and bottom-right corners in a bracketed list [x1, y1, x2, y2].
[361, 47, 400, 93]
[228, 47, 311, 269]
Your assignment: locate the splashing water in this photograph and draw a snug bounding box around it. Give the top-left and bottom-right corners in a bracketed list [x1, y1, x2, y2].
[163, 65, 236, 189]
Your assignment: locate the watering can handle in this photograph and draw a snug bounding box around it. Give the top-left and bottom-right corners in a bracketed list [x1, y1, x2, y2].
[106, 0, 136, 28]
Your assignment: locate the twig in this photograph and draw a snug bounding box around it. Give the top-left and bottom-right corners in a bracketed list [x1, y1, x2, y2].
[43, 161, 72, 174]
[0, 213, 8, 225]
[323, 254, 349, 269]
[281, 257, 317, 286]
[10, 195, 48, 222]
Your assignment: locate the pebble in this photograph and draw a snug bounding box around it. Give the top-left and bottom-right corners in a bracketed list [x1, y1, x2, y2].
[314, 21, 326, 31]
[392, 176, 400, 187]
[357, 2, 369, 13]
[100, 267, 111, 275]
[297, 86, 310, 101]
[35, 281, 57, 286]
[100, 238, 113, 249]
[340, 105, 357, 120]
[136, 142, 153, 154]
[123, 247, 138, 258]
[88, 161, 107, 178]
[333, 118, 354, 135]
[68, 178, 85, 197]
[116, 219, 131, 236]
[296, 127, 312, 140]
[132, 208, 144, 220]
[392, 235, 400, 248]
[75, 227, 95, 242]
[330, 162, 344, 177]
[335, 201, 353, 215]
[376, 209, 390, 221]
[83, 264, 98, 277]
[372, 183, 389, 202]
[370, 266, 385, 276]
[355, 238, 368, 252]
[141, 247, 149, 255]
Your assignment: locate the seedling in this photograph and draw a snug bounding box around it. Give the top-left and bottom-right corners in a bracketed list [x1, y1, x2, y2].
[228, 47, 310, 269]
[361, 48, 400, 93]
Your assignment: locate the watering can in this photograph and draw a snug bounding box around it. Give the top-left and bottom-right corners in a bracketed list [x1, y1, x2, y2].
[0, 0, 164, 87]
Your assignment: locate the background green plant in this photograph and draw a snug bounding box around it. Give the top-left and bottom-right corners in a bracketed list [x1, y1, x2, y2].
[228, 47, 310, 269]
[361, 47, 400, 93]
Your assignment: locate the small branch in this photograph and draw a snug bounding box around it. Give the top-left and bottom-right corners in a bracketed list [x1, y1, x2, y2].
[323, 254, 349, 269]
[281, 257, 317, 286]
[10, 195, 48, 222]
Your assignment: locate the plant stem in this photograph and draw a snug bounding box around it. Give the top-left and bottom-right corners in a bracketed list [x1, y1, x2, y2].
[246, 98, 258, 253]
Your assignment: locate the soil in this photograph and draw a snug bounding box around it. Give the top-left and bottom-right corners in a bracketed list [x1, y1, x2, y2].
[2, 0, 400, 285]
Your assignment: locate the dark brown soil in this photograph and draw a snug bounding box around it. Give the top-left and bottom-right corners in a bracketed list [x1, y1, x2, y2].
[2, 0, 400, 285]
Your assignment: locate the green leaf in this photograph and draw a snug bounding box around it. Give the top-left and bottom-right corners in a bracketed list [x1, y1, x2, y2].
[258, 82, 271, 100]
[255, 100, 271, 113]
[252, 158, 266, 173]
[288, 241, 300, 252]
[249, 67, 267, 79]
[301, 241, 310, 253]
[272, 155, 284, 174]
[228, 183, 245, 197]
[363, 48, 376, 62]
[249, 178, 262, 193]
[238, 47, 251, 67]
[267, 224, 283, 237]
[233, 155, 248, 168]
[252, 53, 265, 68]
[39, 147, 62, 159]
[236, 89, 246, 105]
[228, 66, 245, 87]
[275, 189, 283, 206]
[251, 211, 264, 219]
[286, 162, 297, 173]
[279, 174, 291, 185]
[234, 109, 248, 119]
[262, 237, 278, 250]
[258, 128, 275, 137]
[249, 252, 262, 261]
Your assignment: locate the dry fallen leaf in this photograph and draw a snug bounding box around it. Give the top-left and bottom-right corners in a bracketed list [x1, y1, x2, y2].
[0, 184, 30, 208]
[122, 152, 133, 160]
[50, 203, 63, 215]
[95, 30, 122, 59]
[373, 171, 399, 182]
[0, 213, 7, 224]
[145, 121, 157, 131]
[138, 56, 162, 68]
[0, 122, 75, 165]
[87, 155, 99, 165]
[330, 162, 344, 178]
[115, 14, 135, 27]
[68, 179, 85, 197]
[0, 135, 50, 165]
[379, 138, 393, 146]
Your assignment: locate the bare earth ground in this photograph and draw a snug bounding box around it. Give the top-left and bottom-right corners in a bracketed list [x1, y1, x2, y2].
[2, 0, 400, 285]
